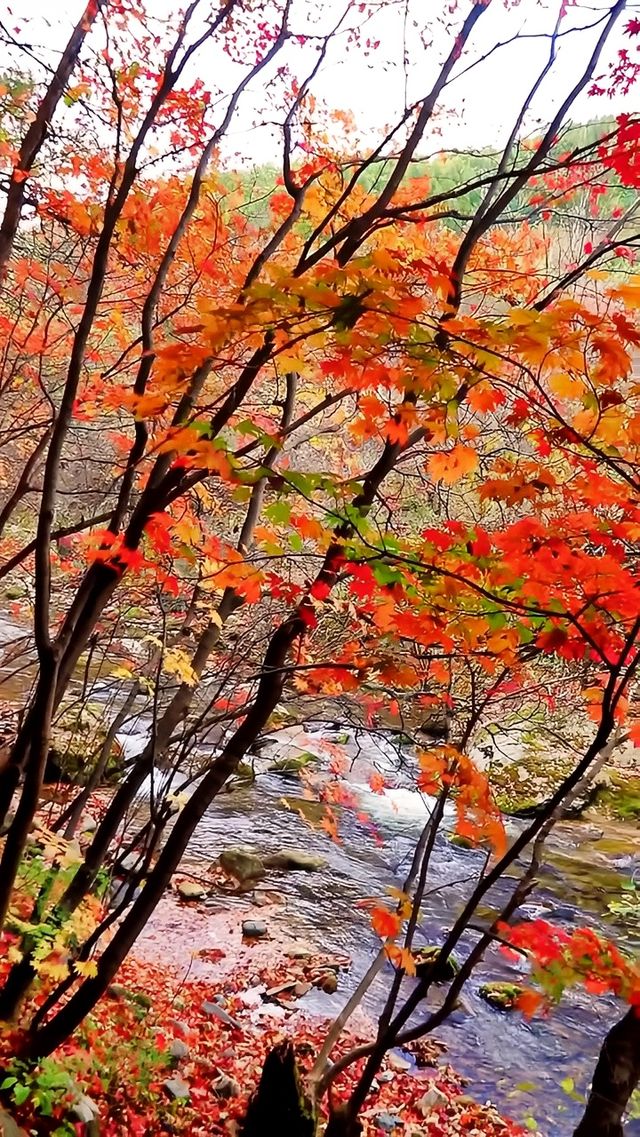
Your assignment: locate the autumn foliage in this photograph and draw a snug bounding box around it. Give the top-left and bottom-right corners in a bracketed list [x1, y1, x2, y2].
[0, 0, 639, 1134]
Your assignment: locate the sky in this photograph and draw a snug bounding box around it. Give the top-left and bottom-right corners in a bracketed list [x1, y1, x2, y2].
[3, 0, 638, 167]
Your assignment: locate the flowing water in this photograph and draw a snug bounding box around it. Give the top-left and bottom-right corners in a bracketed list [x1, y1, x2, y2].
[128, 720, 640, 1137]
[1, 616, 639, 1135]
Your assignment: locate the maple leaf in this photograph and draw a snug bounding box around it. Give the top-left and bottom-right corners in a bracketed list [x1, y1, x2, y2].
[428, 444, 478, 485]
[369, 904, 402, 939]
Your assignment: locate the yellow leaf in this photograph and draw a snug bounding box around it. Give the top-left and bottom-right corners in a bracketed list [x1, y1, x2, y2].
[74, 959, 98, 978]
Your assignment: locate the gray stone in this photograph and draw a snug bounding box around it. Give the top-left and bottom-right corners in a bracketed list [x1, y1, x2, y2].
[283, 941, 316, 959]
[170, 1038, 190, 1061]
[79, 813, 98, 833]
[200, 1000, 241, 1029]
[212, 1073, 240, 1098]
[387, 1051, 411, 1072]
[417, 1086, 448, 1116]
[375, 1113, 401, 1132]
[264, 849, 327, 872]
[71, 1094, 100, 1123]
[219, 848, 266, 885]
[164, 1076, 190, 1100]
[0, 1109, 27, 1137]
[177, 880, 207, 901]
[242, 918, 268, 939]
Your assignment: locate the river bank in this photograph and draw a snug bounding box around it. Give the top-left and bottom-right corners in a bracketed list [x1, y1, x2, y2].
[0, 892, 527, 1137]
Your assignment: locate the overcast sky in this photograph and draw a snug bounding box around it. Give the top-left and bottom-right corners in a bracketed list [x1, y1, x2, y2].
[4, 0, 637, 166]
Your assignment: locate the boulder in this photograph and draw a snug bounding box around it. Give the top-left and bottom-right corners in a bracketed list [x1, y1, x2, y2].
[271, 752, 317, 776]
[177, 880, 207, 901]
[218, 848, 266, 885]
[264, 849, 326, 872]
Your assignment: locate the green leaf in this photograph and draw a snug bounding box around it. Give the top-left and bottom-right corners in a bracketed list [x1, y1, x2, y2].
[13, 1083, 31, 1106]
[265, 500, 291, 526]
[0, 1076, 17, 1090]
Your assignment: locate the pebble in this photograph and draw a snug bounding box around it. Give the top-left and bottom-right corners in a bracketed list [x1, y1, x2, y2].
[375, 1112, 401, 1132]
[387, 1051, 412, 1072]
[212, 1073, 240, 1098]
[313, 970, 338, 994]
[284, 941, 315, 959]
[164, 1076, 190, 1100]
[242, 918, 267, 938]
[177, 880, 207, 901]
[170, 1038, 190, 1061]
[200, 1000, 241, 1029]
[71, 1094, 100, 1124]
[417, 1086, 449, 1116]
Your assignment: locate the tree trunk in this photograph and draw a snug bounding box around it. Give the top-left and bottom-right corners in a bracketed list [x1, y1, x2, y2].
[574, 1007, 640, 1137]
[240, 1041, 315, 1137]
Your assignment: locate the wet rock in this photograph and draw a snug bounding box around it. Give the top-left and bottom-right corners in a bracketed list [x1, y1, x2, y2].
[170, 1038, 190, 1061]
[479, 981, 526, 1010]
[177, 880, 207, 901]
[201, 1000, 241, 1028]
[313, 970, 338, 994]
[417, 1086, 448, 1116]
[242, 918, 268, 939]
[414, 946, 459, 983]
[271, 752, 318, 775]
[219, 848, 266, 885]
[164, 1076, 190, 1100]
[264, 849, 327, 872]
[212, 1073, 240, 1098]
[378, 1070, 395, 1083]
[294, 980, 312, 998]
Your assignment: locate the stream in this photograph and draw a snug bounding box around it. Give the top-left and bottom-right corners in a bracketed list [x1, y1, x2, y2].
[1, 614, 639, 1135]
[122, 717, 640, 1136]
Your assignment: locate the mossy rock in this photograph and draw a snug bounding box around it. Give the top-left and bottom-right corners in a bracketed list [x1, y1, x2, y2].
[234, 762, 256, 783]
[449, 833, 476, 850]
[479, 982, 525, 1010]
[414, 946, 460, 983]
[592, 774, 640, 822]
[271, 752, 318, 776]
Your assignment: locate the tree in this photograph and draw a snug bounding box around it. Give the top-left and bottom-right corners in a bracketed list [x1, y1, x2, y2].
[0, 0, 639, 1134]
